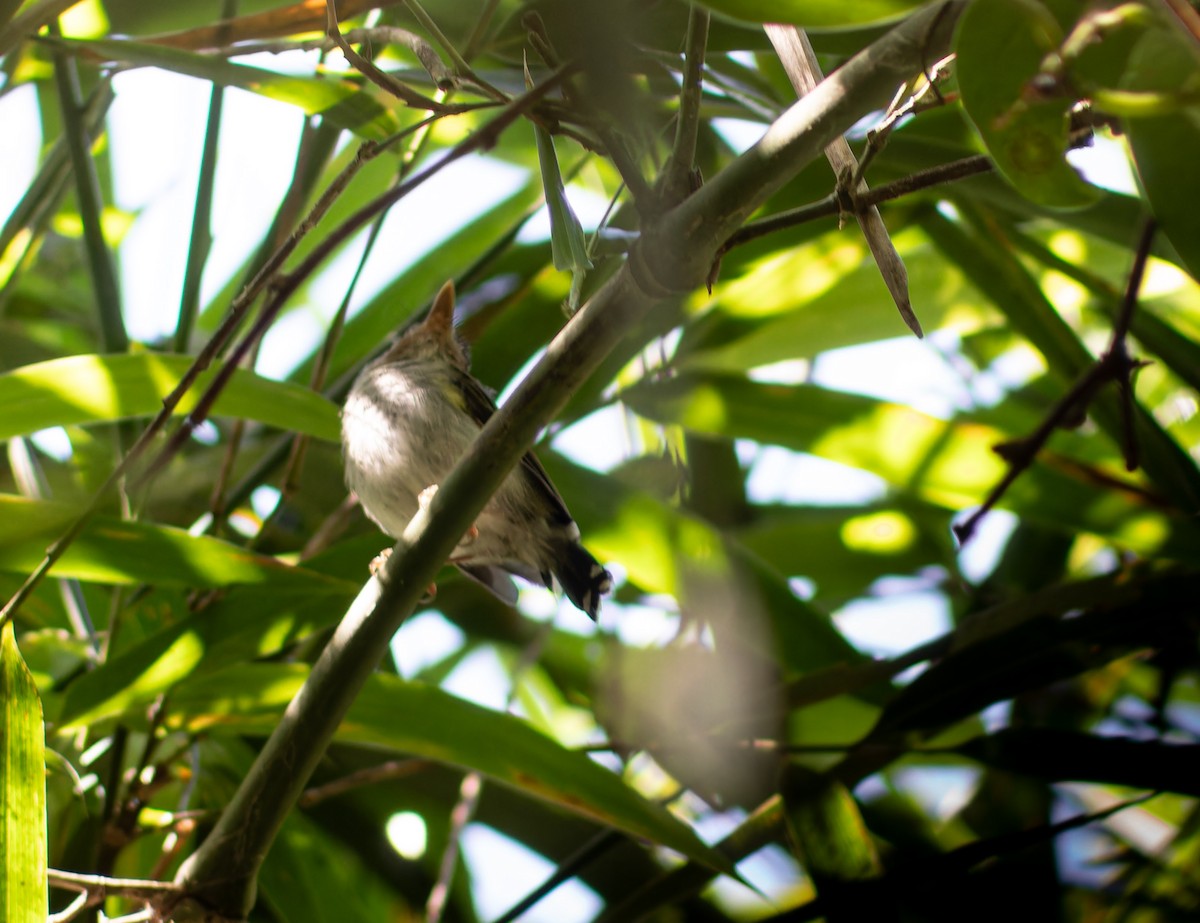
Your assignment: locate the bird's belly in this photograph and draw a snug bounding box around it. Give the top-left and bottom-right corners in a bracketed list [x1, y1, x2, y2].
[341, 376, 473, 537]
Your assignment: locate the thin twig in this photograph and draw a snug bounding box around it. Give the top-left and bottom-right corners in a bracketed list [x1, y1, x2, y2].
[48, 868, 179, 900]
[523, 11, 655, 211]
[721, 153, 993, 254]
[299, 758, 432, 808]
[425, 772, 482, 923]
[400, 0, 507, 100]
[429, 623, 554, 923]
[491, 831, 623, 923]
[136, 73, 567, 491]
[659, 4, 710, 207]
[953, 219, 1157, 544]
[325, 0, 456, 111]
[47, 891, 89, 923]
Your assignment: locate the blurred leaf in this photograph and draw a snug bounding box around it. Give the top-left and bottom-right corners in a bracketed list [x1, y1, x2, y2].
[543, 454, 862, 675]
[736, 502, 950, 602]
[695, 0, 927, 27]
[167, 663, 735, 874]
[681, 237, 993, 372]
[955, 0, 1099, 209]
[0, 622, 47, 923]
[56, 578, 355, 729]
[782, 766, 886, 922]
[621, 372, 1196, 555]
[49, 36, 403, 139]
[0, 354, 339, 442]
[1122, 28, 1200, 279]
[259, 811, 409, 923]
[869, 570, 1200, 739]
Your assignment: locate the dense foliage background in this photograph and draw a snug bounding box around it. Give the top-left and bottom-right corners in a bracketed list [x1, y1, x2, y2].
[2, 0, 1199, 920]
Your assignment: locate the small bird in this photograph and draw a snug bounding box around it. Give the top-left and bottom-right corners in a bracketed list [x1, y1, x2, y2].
[341, 281, 612, 620]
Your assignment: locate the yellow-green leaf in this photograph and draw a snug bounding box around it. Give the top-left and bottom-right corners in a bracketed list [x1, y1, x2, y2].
[0, 354, 339, 443]
[0, 623, 47, 922]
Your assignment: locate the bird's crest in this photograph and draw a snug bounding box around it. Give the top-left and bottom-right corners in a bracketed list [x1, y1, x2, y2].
[382, 280, 469, 369]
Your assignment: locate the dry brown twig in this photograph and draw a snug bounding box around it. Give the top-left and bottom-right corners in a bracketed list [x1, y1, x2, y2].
[953, 219, 1158, 545]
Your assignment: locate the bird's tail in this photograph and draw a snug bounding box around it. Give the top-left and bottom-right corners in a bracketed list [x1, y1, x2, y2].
[554, 542, 612, 621]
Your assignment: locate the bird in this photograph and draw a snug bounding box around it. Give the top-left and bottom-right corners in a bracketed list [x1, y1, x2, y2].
[340, 280, 612, 620]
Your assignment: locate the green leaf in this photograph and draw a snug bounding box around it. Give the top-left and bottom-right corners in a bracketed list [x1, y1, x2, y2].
[621, 371, 1200, 557]
[542, 455, 862, 676]
[0, 353, 339, 443]
[259, 812, 409, 923]
[0, 623, 47, 923]
[681, 238, 992, 372]
[955, 0, 1100, 209]
[56, 579, 356, 729]
[1122, 30, 1200, 280]
[528, 80, 592, 298]
[695, 0, 928, 27]
[51, 37, 402, 140]
[167, 664, 734, 874]
[0, 494, 342, 588]
[530, 127, 591, 273]
[782, 766, 881, 883]
[869, 571, 1199, 738]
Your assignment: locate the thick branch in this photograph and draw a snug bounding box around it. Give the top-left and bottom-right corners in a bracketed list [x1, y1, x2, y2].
[632, 1, 966, 296]
[166, 6, 966, 918]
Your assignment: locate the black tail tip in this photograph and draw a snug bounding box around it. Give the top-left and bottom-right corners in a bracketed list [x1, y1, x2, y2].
[557, 544, 612, 621]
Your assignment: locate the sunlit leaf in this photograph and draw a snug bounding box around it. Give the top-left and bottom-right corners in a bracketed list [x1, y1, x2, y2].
[50, 36, 402, 139]
[0, 354, 339, 442]
[167, 664, 734, 874]
[0, 623, 46, 923]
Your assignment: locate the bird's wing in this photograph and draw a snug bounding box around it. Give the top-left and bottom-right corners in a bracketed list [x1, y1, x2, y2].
[450, 366, 574, 527]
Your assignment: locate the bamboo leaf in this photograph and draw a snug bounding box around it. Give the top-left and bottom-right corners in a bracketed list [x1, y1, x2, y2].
[49, 36, 403, 139]
[0, 623, 47, 923]
[0, 494, 345, 588]
[0, 354, 339, 443]
[168, 664, 734, 875]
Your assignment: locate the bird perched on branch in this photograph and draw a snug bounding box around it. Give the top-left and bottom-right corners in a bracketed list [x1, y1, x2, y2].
[341, 281, 612, 620]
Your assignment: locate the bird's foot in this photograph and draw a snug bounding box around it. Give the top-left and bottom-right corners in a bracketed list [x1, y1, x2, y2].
[370, 547, 438, 601]
[369, 548, 392, 576]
